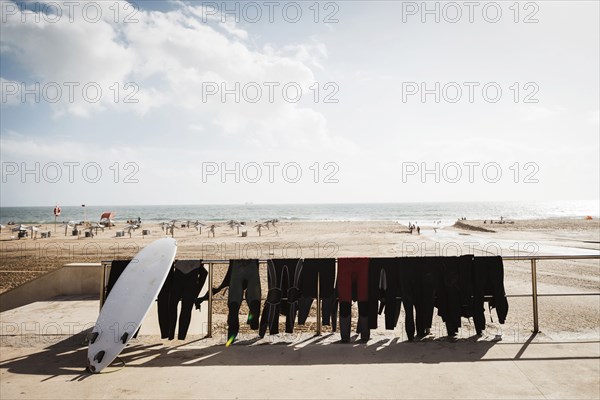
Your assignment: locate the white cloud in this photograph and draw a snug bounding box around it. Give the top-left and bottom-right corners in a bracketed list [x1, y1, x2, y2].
[0, 0, 349, 152]
[0, 78, 22, 106]
[281, 38, 329, 70]
[219, 19, 249, 40]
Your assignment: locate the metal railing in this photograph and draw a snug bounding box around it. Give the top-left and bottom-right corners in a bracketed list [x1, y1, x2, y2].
[100, 255, 600, 337]
[202, 255, 600, 337]
[501, 255, 600, 333]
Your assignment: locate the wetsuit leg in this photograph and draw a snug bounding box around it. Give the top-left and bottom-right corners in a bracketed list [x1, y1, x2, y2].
[472, 257, 487, 335]
[227, 260, 245, 342]
[458, 255, 474, 319]
[355, 259, 370, 341]
[177, 265, 208, 340]
[260, 260, 282, 337]
[286, 259, 303, 333]
[399, 258, 417, 340]
[440, 257, 461, 336]
[416, 257, 438, 337]
[339, 301, 351, 342]
[298, 261, 317, 324]
[157, 266, 173, 339]
[357, 301, 370, 341]
[227, 302, 241, 342]
[383, 262, 400, 330]
[168, 268, 184, 340]
[318, 260, 336, 327]
[298, 298, 313, 325]
[337, 259, 353, 342]
[490, 256, 509, 324]
[368, 259, 383, 329]
[329, 288, 338, 331]
[243, 260, 261, 330]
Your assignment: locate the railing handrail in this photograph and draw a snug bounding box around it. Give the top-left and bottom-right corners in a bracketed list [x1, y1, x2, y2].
[190, 254, 600, 263]
[502, 255, 599, 261]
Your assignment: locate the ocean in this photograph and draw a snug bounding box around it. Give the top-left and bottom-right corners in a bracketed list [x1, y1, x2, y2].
[0, 201, 598, 227]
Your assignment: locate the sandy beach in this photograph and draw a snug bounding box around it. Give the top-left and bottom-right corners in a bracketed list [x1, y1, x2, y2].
[1, 218, 598, 341]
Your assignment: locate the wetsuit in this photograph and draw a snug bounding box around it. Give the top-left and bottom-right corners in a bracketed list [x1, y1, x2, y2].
[435, 255, 476, 336]
[337, 257, 370, 342]
[227, 259, 262, 342]
[414, 257, 439, 338]
[397, 257, 417, 340]
[105, 259, 132, 303]
[297, 258, 337, 330]
[473, 256, 508, 335]
[157, 260, 208, 340]
[259, 259, 303, 337]
[435, 256, 461, 336]
[106, 259, 139, 338]
[368, 258, 401, 330]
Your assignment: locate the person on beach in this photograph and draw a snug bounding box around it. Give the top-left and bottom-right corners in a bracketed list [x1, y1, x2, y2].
[417, 226, 420, 235]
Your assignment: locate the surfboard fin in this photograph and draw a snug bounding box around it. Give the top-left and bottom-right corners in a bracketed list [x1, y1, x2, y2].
[89, 331, 99, 344]
[120, 332, 129, 344]
[94, 351, 105, 363]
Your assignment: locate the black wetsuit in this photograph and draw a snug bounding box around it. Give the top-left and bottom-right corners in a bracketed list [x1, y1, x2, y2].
[105, 259, 132, 303]
[259, 259, 303, 337]
[435, 255, 475, 336]
[297, 258, 337, 330]
[157, 260, 208, 340]
[368, 258, 401, 330]
[227, 259, 262, 342]
[105, 259, 139, 338]
[397, 257, 417, 340]
[419, 257, 440, 337]
[473, 256, 509, 334]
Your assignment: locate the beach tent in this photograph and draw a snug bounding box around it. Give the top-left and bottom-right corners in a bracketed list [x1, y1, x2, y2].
[100, 212, 115, 227]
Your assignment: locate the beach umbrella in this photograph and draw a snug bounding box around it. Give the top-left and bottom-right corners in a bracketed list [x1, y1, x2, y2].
[159, 221, 178, 237]
[123, 224, 140, 238]
[85, 223, 105, 236]
[11, 224, 29, 232]
[254, 223, 266, 237]
[227, 220, 242, 233]
[60, 221, 80, 236]
[192, 221, 205, 234]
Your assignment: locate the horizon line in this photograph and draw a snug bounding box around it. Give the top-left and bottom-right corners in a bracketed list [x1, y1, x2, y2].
[1, 199, 599, 209]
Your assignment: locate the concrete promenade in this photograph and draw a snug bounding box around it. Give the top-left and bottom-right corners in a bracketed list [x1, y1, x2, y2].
[1, 296, 599, 399]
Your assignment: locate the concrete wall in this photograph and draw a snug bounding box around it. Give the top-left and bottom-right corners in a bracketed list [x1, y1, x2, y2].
[0, 263, 102, 312]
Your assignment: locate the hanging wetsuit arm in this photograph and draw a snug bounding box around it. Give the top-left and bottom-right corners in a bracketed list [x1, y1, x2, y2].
[195, 263, 232, 310]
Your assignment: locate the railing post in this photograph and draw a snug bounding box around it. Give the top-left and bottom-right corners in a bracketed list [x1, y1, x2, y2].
[531, 258, 539, 333]
[207, 262, 213, 338]
[316, 271, 321, 335]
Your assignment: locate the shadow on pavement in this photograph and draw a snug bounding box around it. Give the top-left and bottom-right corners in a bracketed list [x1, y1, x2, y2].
[1, 332, 598, 378]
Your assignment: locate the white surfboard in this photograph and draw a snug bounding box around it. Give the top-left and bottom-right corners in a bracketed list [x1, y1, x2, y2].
[87, 237, 177, 373]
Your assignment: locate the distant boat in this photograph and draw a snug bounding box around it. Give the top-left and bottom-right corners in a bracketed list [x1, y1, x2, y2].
[244, 202, 254, 206]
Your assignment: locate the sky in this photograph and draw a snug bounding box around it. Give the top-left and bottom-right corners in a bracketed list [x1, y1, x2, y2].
[0, 0, 598, 206]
